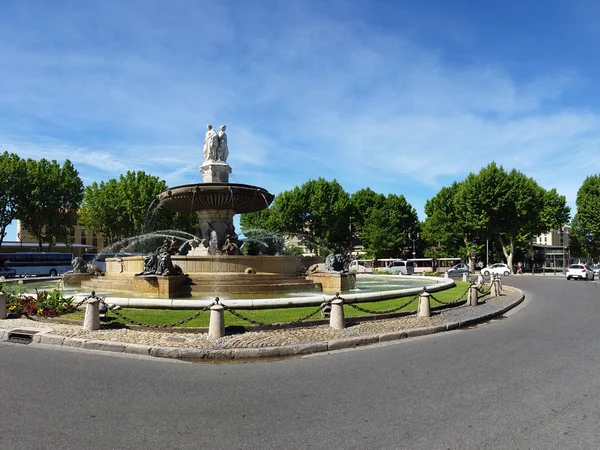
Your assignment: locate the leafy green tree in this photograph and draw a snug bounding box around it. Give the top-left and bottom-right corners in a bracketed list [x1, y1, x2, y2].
[453, 162, 569, 269]
[573, 175, 600, 257]
[0, 152, 26, 247]
[360, 194, 419, 258]
[421, 182, 465, 257]
[241, 178, 352, 255]
[349, 188, 386, 236]
[79, 171, 194, 247]
[17, 158, 84, 251]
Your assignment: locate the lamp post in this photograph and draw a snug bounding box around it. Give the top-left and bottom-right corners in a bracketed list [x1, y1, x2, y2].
[408, 232, 419, 259]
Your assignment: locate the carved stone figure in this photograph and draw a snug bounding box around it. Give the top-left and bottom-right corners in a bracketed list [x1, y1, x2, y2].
[155, 252, 182, 276]
[217, 125, 228, 162]
[203, 124, 220, 162]
[325, 253, 346, 272]
[221, 234, 240, 255]
[70, 257, 88, 274]
[136, 253, 159, 276]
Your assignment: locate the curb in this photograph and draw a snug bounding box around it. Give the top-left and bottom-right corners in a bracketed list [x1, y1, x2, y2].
[2, 290, 525, 361]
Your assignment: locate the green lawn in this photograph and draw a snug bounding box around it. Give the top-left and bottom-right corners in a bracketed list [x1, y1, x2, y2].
[60, 281, 470, 328]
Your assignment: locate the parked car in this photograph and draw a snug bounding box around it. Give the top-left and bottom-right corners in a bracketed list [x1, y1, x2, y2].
[566, 264, 595, 281]
[481, 263, 511, 277]
[0, 266, 17, 278]
[387, 260, 415, 275]
[446, 263, 470, 278]
[592, 264, 600, 277]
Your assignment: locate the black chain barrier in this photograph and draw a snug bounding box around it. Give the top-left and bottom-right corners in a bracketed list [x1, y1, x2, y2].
[96, 295, 214, 329]
[429, 284, 470, 305]
[221, 300, 332, 327]
[346, 294, 419, 315]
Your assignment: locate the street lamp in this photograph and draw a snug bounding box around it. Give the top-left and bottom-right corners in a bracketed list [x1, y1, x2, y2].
[408, 232, 420, 259]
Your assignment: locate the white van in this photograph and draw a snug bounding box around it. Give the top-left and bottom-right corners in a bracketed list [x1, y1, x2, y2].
[348, 259, 373, 274]
[387, 260, 415, 275]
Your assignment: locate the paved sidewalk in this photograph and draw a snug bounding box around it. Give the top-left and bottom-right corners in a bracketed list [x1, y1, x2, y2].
[0, 287, 524, 361]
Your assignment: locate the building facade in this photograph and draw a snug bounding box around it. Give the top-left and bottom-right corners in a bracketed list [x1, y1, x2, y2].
[15, 220, 105, 255]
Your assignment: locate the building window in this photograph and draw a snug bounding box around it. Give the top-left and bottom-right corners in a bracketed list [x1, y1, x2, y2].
[92, 238, 98, 247]
[81, 237, 87, 245]
[70, 227, 75, 236]
[81, 229, 85, 237]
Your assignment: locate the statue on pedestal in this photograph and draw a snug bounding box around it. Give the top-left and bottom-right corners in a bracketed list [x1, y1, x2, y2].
[203, 124, 220, 162]
[203, 123, 229, 164]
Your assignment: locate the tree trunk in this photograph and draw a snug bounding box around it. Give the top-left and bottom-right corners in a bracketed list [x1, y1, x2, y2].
[498, 234, 515, 271]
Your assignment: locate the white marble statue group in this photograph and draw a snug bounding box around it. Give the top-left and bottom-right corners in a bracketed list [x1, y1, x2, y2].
[203, 124, 229, 163]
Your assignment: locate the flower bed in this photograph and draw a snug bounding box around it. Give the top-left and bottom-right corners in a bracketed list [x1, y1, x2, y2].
[1, 279, 75, 317]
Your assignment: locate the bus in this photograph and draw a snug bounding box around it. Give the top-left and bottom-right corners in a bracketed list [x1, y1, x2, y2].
[1, 252, 74, 277]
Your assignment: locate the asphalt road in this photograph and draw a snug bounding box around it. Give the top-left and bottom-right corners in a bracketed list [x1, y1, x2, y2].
[1, 276, 600, 449]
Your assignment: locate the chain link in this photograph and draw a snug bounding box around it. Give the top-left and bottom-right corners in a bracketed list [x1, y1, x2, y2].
[97, 296, 213, 328]
[428, 285, 469, 305]
[222, 301, 332, 327]
[346, 294, 419, 315]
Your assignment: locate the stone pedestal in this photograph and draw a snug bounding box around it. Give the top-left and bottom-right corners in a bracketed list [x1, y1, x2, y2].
[83, 298, 100, 331]
[209, 304, 225, 338]
[132, 275, 189, 298]
[329, 299, 345, 329]
[200, 161, 232, 183]
[468, 284, 479, 306]
[305, 272, 356, 294]
[0, 292, 6, 319]
[196, 209, 236, 252]
[418, 291, 431, 317]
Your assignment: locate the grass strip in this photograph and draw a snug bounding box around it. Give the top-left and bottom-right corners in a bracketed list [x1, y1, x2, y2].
[59, 281, 470, 328]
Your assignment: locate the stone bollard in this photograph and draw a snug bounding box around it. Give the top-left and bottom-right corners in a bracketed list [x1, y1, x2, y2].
[0, 292, 7, 319]
[208, 304, 225, 339]
[83, 298, 101, 331]
[477, 274, 484, 285]
[444, 271, 449, 279]
[495, 277, 502, 295]
[461, 272, 468, 282]
[468, 284, 479, 306]
[418, 289, 431, 318]
[329, 298, 345, 330]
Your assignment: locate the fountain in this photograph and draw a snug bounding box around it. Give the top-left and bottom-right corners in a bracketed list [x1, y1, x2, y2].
[77, 124, 325, 298]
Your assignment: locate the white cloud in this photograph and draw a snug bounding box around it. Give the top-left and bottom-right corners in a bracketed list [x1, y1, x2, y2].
[0, 0, 599, 219]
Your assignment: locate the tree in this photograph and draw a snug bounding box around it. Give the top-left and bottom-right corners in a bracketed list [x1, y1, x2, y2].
[0, 152, 26, 247]
[360, 194, 419, 258]
[349, 188, 386, 236]
[421, 182, 465, 257]
[573, 175, 600, 257]
[241, 178, 352, 255]
[17, 158, 84, 251]
[79, 171, 193, 247]
[453, 163, 569, 269]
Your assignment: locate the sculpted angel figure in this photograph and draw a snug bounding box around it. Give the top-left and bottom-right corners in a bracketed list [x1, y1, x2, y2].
[203, 124, 220, 162]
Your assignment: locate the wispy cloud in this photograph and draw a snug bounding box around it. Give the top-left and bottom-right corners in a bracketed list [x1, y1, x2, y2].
[0, 0, 599, 220]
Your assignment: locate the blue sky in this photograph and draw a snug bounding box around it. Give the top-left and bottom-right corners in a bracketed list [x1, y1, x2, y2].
[2, 0, 600, 241]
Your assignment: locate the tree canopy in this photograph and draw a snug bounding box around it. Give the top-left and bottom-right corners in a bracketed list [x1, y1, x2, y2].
[572, 175, 600, 257]
[79, 170, 197, 247]
[423, 162, 570, 268]
[17, 158, 84, 251]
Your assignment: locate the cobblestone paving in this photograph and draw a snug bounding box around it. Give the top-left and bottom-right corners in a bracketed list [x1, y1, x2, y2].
[0, 287, 521, 350]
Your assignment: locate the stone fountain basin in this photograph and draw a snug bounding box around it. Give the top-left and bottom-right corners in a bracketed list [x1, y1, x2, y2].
[157, 183, 274, 214]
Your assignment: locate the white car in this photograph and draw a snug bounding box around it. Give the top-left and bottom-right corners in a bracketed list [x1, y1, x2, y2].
[481, 263, 511, 277]
[566, 264, 595, 281]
